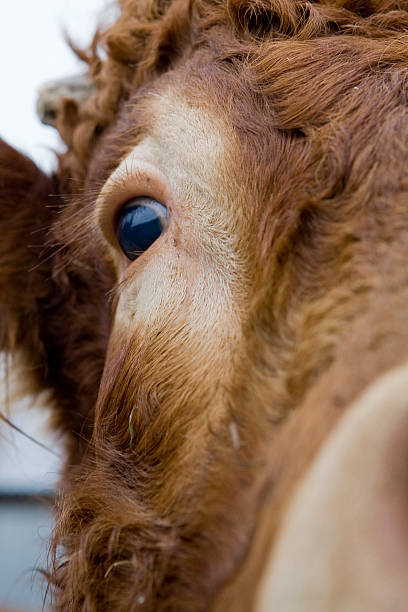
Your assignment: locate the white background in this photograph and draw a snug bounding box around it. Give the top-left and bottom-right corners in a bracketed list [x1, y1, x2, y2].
[1, 0, 116, 171]
[0, 0, 112, 492]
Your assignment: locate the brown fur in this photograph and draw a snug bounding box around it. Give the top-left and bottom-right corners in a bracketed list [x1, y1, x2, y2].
[1, 0, 408, 609]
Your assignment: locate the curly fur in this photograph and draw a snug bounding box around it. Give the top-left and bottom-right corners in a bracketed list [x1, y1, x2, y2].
[1, 0, 408, 610]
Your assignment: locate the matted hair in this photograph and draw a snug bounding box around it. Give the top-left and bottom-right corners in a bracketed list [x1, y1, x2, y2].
[57, 0, 408, 185]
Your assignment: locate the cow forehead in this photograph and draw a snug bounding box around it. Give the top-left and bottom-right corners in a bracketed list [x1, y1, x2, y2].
[104, 88, 240, 224]
[139, 90, 234, 189]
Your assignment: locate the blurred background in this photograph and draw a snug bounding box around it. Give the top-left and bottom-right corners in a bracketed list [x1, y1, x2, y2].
[0, 1, 112, 609]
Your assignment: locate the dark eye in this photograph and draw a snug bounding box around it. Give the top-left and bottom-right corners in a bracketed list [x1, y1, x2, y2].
[116, 197, 169, 261]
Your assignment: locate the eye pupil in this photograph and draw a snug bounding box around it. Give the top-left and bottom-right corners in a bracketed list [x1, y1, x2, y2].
[116, 197, 169, 261]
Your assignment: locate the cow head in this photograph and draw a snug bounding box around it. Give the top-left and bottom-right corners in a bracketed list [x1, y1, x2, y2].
[1, 0, 408, 609]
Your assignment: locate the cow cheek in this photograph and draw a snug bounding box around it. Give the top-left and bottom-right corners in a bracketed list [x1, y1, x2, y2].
[106, 244, 244, 425]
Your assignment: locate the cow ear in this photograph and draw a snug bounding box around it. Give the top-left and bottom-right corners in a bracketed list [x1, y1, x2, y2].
[0, 138, 59, 364]
[0, 138, 109, 456]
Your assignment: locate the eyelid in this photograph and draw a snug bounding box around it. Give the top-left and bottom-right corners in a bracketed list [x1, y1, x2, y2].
[95, 155, 173, 252]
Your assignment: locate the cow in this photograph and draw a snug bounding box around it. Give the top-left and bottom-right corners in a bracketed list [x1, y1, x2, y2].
[1, 0, 408, 609]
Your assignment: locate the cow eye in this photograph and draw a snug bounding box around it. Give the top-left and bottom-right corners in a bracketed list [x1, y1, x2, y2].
[116, 197, 169, 261]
